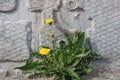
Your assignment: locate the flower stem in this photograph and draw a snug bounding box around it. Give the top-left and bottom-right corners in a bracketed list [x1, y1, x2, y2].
[44, 56, 49, 63]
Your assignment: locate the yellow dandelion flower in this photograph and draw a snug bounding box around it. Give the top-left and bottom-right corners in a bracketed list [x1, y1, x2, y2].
[50, 32, 54, 38]
[39, 48, 51, 55]
[45, 19, 54, 25]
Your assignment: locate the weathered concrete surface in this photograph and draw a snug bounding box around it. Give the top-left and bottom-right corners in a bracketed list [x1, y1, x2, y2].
[82, 71, 120, 80]
[27, 0, 60, 11]
[57, 0, 94, 36]
[1, 0, 120, 79]
[0, 21, 32, 61]
[30, 0, 93, 46]
[0, 0, 36, 77]
[28, 0, 120, 74]
[0, 72, 120, 80]
[0, 70, 8, 77]
[0, 0, 16, 12]
[84, 0, 120, 73]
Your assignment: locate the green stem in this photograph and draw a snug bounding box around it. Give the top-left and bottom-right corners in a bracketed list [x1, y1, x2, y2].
[49, 26, 55, 49]
[71, 57, 83, 67]
[49, 26, 56, 64]
[44, 56, 49, 63]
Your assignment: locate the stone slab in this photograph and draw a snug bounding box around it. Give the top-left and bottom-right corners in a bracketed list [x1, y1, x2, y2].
[0, 0, 16, 12]
[0, 70, 8, 77]
[83, 0, 120, 72]
[27, 0, 60, 11]
[0, 21, 32, 61]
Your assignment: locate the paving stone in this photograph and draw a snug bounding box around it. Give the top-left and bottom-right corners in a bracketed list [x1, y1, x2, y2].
[27, 0, 60, 11]
[0, 0, 16, 12]
[0, 69, 8, 77]
[84, 0, 120, 73]
[0, 21, 32, 61]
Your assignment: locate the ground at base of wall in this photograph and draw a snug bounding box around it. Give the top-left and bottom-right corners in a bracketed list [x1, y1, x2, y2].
[0, 75, 54, 80]
[0, 72, 120, 80]
[82, 72, 120, 80]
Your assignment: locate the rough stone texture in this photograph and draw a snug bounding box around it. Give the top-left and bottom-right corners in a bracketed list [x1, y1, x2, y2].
[0, 76, 54, 80]
[1, 72, 120, 80]
[29, 0, 120, 74]
[0, 70, 8, 77]
[83, 0, 120, 73]
[57, 0, 94, 36]
[0, 0, 16, 12]
[36, 0, 93, 46]
[0, 0, 36, 76]
[82, 71, 120, 80]
[0, 21, 32, 61]
[39, 9, 66, 46]
[27, 0, 60, 11]
[0, 0, 36, 78]
[1, 0, 120, 79]
[34, 0, 120, 79]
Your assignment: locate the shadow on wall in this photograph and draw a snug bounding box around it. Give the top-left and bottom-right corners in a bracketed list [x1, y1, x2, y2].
[26, 22, 33, 57]
[82, 38, 112, 80]
[82, 58, 112, 80]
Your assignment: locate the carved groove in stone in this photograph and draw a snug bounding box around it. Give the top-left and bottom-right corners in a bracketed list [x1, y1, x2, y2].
[66, 0, 78, 10]
[63, 0, 85, 11]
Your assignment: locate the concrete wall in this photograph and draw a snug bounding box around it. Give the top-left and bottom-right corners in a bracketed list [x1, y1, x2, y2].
[84, 0, 120, 72]
[0, 0, 37, 76]
[0, 0, 120, 79]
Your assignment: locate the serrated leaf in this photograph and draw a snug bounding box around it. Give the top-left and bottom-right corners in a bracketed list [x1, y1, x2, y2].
[77, 48, 91, 57]
[77, 32, 85, 48]
[84, 65, 93, 74]
[15, 60, 40, 71]
[67, 68, 80, 80]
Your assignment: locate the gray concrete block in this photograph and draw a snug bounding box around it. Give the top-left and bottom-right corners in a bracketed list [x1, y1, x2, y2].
[0, 21, 32, 61]
[0, 0, 16, 12]
[0, 69, 8, 77]
[84, 0, 120, 73]
[27, 0, 60, 11]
